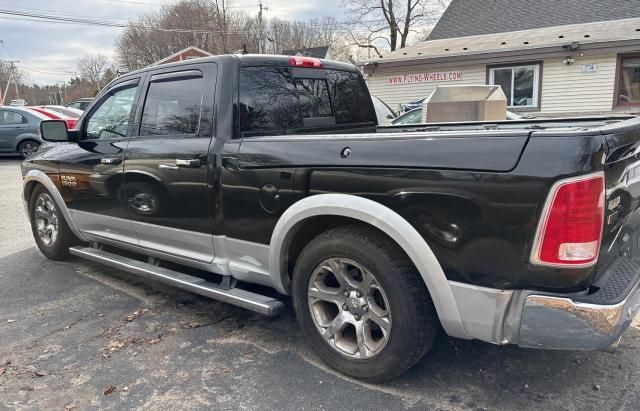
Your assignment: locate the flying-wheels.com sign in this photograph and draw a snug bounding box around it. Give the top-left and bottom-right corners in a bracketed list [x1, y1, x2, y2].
[387, 72, 463, 85]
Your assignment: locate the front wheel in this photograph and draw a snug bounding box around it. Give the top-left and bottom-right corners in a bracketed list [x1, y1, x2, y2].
[29, 185, 79, 260]
[292, 225, 439, 382]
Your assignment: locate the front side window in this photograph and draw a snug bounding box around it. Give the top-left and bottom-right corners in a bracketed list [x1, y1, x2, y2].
[0, 111, 27, 125]
[489, 64, 540, 108]
[239, 66, 376, 137]
[85, 84, 138, 140]
[617, 54, 640, 107]
[140, 75, 205, 136]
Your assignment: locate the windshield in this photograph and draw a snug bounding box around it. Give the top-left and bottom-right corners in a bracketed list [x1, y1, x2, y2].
[391, 108, 422, 125]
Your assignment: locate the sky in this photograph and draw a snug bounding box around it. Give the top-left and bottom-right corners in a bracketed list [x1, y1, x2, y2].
[0, 0, 342, 85]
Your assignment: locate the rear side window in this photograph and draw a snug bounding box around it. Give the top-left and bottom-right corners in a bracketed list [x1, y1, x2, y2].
[0, 111, 27, 125]
[140, 75, 205, 136]
[239, 66, 376, 137]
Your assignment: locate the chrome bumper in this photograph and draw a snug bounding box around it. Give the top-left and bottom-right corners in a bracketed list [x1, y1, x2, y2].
[518, 281, 640, 350]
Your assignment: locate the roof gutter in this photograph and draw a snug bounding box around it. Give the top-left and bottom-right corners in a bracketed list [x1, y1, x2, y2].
[362, 38, 640, 72]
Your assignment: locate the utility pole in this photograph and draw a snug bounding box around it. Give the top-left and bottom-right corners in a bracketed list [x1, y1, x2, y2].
[257, 1, 268, 54]
[1, 60, 19, 105]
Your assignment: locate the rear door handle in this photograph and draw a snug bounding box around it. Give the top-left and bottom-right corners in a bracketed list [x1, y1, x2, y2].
[101, 157, 122, 165]
[175, 158, 201, 168]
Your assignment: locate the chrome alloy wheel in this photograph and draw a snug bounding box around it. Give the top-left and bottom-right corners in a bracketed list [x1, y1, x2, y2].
[34, 193, 59, 246]
[307, 258, 392, 359]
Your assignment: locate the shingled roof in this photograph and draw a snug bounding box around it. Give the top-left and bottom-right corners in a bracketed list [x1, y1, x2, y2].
[429, 0, 640, 40]
[364, 18, 640, 66]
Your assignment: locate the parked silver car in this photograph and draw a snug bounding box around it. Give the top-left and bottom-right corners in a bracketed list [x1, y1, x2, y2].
[65, 98, 93, 111]
[0, 107, 45, 158]
[390, 107, 527, 125]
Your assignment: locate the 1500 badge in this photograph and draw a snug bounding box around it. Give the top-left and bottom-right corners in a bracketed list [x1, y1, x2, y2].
[60, 175, 77, 188]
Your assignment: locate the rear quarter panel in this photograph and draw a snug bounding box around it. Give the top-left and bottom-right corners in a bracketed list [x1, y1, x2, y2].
[234, 130, 607, 291]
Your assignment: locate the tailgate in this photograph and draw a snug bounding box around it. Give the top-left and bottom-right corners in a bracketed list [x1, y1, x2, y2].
[595, 117, 640, 286]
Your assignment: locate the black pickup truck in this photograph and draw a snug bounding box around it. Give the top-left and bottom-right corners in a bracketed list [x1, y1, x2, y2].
[22, 54, 640, 382]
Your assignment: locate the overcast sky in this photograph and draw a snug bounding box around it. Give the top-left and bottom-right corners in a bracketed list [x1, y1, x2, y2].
[0, 0, 342, 85]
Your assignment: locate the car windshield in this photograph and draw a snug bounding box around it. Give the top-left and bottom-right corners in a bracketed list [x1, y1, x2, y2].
[371, 96, 395, 125]
[391, 108, 422, 125]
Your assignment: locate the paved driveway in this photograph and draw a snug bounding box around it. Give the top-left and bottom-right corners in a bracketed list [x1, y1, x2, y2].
[1, 158, 640, 410]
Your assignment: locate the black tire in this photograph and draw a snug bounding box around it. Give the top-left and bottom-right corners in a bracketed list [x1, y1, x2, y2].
[18, 140, 40, 159]
[121, 181, 165, 217]
[292, 224, 439, 382]
[29, 185, 79, 260]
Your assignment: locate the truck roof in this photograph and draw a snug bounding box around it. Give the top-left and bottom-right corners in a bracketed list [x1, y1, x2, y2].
[121, 54, 360, 79]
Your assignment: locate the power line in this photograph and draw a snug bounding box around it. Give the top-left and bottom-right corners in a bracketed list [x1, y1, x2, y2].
[18, 66, 75, 76]
[0, 9, 265, 34]
[106, 0, 259, 8]
[0, 6, 406, 33]
[107, 0, 174, 6]
[0, 3, 132, 23]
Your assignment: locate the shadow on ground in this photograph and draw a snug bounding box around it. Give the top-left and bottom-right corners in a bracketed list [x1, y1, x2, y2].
[0, 247, 639, 410]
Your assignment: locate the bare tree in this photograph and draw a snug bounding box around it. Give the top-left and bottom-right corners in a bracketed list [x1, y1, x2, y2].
[115, 1, 343, 71]
[265, 17, 339, 54]
[116, 0, 245, 71]
[343, 0, 448, 52]
[77, 54, 109, 92]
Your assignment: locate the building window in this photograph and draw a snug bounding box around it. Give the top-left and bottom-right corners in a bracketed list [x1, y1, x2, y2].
[489, 63, 540, 109]
[616, 54, 640, 107]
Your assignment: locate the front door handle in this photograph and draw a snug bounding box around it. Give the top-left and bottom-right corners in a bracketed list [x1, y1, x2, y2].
[101, 157, 121, 165]
[175, 158, 201, 168]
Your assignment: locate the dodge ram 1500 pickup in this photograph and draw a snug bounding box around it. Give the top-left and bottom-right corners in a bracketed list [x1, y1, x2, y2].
[23, 54, 640, 382]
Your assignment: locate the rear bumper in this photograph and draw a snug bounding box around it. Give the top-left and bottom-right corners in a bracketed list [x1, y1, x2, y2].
[448, 254, 640, 350]
[518, 281, 640, 350]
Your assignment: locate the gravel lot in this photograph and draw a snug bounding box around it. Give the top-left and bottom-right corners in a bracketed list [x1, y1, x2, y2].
[1, 157, 640, 410]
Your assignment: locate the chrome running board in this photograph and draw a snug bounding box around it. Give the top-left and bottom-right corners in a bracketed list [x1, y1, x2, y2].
[69, 246, 285, 317]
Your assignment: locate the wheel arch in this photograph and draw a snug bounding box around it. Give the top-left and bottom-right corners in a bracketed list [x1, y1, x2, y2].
[14, 134, 41, 152]
[268, 193, 469, 339]
[22, 170, 87, 241]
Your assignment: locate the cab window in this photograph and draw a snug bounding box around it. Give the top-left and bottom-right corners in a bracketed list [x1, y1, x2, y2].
[238, 66, 376, 137]
[84, 84, 138, 140]
[140, 75, 205, 136]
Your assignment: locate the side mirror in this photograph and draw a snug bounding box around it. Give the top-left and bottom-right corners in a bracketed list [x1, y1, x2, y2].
[386, 113, 395, 119]
[40, 120, 69, 142]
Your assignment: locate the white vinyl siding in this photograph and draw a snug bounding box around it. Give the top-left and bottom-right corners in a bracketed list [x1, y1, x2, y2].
[366, 53, 622, 116]
[540, 54, 618, 113]
[366, 65, 487, 111]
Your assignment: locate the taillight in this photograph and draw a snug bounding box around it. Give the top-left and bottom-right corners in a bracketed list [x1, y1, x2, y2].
[289, 56, 323, 68]
[531, 172, 605, 267]
[66, 119, 77, 130]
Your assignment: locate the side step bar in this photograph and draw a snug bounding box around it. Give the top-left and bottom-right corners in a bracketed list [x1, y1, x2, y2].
[69, 246, 285, 317]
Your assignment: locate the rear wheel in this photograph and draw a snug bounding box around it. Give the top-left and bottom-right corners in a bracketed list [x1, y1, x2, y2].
[292, 225, 439, 382]
[29, 185, 78, 260]
[18, 140, 40, 159]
